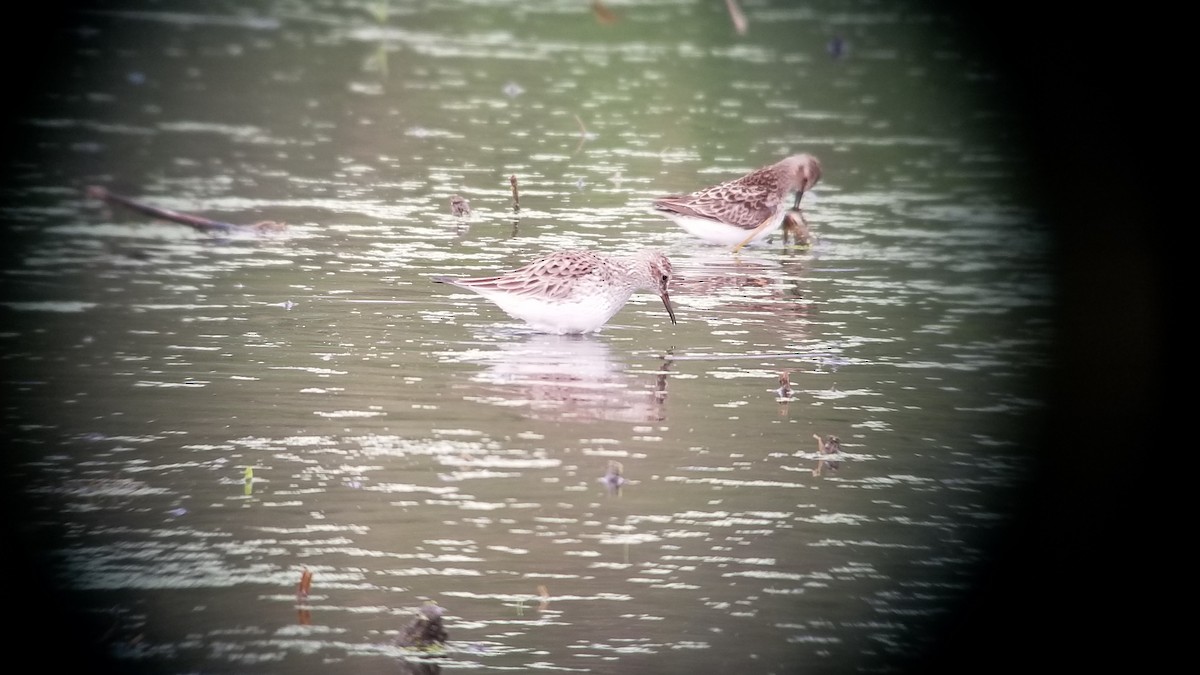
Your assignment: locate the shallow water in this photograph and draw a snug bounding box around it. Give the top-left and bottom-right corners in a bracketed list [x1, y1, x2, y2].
[2, 1, 1052, 673]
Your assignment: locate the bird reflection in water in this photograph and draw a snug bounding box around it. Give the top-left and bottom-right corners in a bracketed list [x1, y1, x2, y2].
[670, 247, 811, 326]
[461, 334, 672, 423]
[395, 658, 442, 675]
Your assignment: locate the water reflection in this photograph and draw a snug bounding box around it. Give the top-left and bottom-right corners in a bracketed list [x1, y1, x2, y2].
[394, 660, 441, 675]
[445, 333, 670, 423]
[671, 247, 811, 326]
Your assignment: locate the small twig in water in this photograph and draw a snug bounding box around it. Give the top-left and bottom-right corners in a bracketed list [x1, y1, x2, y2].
[592, 0, 618, 25]
[725, 0, 748, 35]
[573, 113, 591, 154]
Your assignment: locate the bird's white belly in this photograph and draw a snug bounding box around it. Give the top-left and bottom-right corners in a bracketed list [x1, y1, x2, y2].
[665, 211, 786, 246]
[488, 293, 627, 334]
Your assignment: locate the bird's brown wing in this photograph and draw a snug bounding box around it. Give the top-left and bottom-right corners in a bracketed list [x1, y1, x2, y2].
[434, 250, 603, 301]
[654, 181, 778, 230]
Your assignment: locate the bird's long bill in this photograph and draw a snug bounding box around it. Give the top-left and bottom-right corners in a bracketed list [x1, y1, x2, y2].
[660, 292, 678, 325]
[792, 189, 805, 210]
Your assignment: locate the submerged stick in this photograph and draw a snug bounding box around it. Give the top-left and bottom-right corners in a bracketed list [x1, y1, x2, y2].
[86, 185, 285, 234]
[591, 0, 618, 25]
[573, 113, 591, 155]
[725, 0, 748, 35]
[509, 174, 520, 212]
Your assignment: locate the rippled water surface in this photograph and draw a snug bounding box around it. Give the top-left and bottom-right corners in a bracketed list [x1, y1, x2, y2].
[3, 1, 1051, 673]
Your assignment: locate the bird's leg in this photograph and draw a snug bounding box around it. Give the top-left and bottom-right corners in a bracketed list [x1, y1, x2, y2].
[730, 213, 776, 253]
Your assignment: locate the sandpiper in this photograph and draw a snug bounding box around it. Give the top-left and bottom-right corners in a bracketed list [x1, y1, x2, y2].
[652, 154, 822, 251]
[432, 249, 677, 335]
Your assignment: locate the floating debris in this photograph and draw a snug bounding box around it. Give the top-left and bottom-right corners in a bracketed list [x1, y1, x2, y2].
[828, 35, 848, 59]
[812, 434, 842, 476]
[396, 600, 448, 649]
[601, 460, 628, 495]
[450, 194, 471, 217]
[297, 567, 314, 600]
[85, 185, 286, 235]
[775, 372, 793, 400]
[781, 209, 814, 248]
